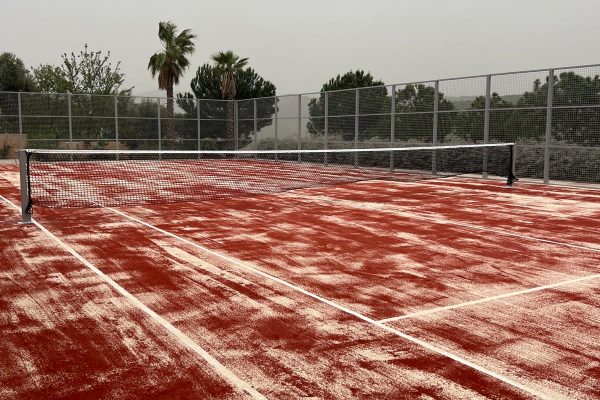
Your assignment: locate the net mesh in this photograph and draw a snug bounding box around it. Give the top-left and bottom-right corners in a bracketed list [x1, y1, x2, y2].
[23, 144, 515, 211]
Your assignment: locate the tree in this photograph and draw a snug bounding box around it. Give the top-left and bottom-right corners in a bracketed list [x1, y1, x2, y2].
[31, 64, 70, 93]
[148, 21, 196, 145]
[32, 44, 129, 95]
[0, 52, 35, 91]
[395, 83, 455, 143]
[307, 70, 387, 142]
[452, 93, 514, 143]
[210, 51, 249, 148]
[517, 72, 600, 145]
[176, 63, 276, 146]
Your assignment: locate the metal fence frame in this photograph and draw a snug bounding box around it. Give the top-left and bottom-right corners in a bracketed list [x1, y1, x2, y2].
[1, 63, 599, 186]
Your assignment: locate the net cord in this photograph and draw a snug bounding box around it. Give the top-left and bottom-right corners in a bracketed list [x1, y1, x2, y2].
[22, 143, 515, 156]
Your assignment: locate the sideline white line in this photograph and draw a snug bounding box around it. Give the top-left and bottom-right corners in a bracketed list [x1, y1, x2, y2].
[0, 195, 266, 400]
[106, 206, 553, 400]
[378, 273, 600, 323]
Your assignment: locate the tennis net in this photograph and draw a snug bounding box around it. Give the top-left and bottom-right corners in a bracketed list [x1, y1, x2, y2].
[18, 143, 516, 221]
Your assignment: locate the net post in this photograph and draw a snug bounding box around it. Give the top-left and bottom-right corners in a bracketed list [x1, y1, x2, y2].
[19, 150, 32, 224]
[324, 92, 328, 165]
[114, 95, 119, 156]
[354, 88, 359, 167]
[507, 144, 518, 186]
[157, 98, 162, 157]
[432, 81, 439, 174]
[297, 94, 301, 161]
[197, 98, 201, 156]
[390, 85, 396, 171]
[543, 69, 554, 184]
[482, 75, 491, 179]
[17, 92, 24, 150]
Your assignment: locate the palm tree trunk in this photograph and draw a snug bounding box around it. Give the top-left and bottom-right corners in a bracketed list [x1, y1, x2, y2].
[166, 85, 174, 148]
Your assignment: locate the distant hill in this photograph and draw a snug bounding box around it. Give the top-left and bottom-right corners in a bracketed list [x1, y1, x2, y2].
[448, 94, 523, 109]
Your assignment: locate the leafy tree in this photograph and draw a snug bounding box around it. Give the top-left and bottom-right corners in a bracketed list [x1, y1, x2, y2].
[453, 93, 514, 142]
[177, 63, 276, 145]
[31, 64, 70, 93]
[0, 52, 36, 91]
[395, 83, 455, 143]
[32, 44, 129, 95]
[307, 70, 387, 141]
[209, 51, 249, 148]
[148, 21, 196, 145]
[517, 72, 600, 145]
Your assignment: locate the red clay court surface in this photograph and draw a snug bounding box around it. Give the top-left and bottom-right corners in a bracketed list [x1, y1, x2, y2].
[1, 161, 599, 399]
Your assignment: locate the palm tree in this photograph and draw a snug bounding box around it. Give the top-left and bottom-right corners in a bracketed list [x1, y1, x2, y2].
[211, 51, 248, 149]
[148, 21, 196, 145]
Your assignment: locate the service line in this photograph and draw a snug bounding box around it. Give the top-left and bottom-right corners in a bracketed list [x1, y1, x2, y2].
[106, 205, 554, 400]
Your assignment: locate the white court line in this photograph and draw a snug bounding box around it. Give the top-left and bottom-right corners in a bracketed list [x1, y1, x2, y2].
[0, 195, 266, 400]
[378, 273, 600, 323]
[106, 206, 553, 400]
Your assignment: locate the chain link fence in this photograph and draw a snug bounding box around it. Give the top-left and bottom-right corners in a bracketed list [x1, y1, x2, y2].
[1, 64, 599, 186]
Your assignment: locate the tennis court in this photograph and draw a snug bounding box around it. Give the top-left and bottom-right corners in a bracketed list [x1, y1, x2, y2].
[1, 146, 599, 399]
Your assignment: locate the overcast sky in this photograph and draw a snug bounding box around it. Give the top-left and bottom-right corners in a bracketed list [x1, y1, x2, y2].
[2, 0, 599, 96]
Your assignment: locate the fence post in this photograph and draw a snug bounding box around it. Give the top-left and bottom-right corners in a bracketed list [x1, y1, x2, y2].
[483, 75, 491, 178]
[324, 92, 329, 165]
[17, 92, 23, 149]
[253, 99, 258, 151]
[274, 97, 278, 153]
[197, 99, 201, 153]
[157, 98, 162, 153]
[432, 81, 439, 174]
[67, 92, 73, 149]
[297, 94, 302, 161]
[114, 95, 119, 151]
[390, 85, 396, 170]
[544, 69, 554, 184]
[234, 100, 239, 151]
[354, 88, 359, 167]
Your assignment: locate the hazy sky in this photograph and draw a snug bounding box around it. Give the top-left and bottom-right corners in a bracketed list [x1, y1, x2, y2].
[2, 0, 599, 96]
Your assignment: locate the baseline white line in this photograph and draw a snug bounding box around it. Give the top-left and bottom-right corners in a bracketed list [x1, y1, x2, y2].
[378, 273, 600, 323]
[0, 195, 266, 400]
[106, 205, 553, 400]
